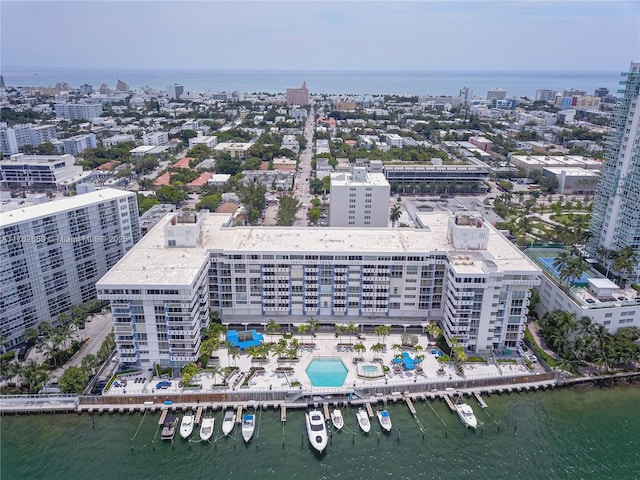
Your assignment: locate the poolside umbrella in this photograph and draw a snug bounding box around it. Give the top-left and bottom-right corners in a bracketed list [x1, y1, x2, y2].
[392, 357, 402, 364]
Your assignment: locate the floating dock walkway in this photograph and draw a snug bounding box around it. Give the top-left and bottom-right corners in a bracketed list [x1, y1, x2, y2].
[280, 406, 286, 422]
[235, 405, 243, 423]
[474, 393, 488, 408]
[158, 407, 168, 425]
[365, 402, 374, 418]
[443, 395, 456, 412]
[323, 403, 330, 419]
[405, 397, 417, 416]
[195, 406, 203, 424]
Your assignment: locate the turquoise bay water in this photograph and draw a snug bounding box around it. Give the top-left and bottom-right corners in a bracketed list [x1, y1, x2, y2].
[2, 385, 639, 480]
[305, 358, 348, 387]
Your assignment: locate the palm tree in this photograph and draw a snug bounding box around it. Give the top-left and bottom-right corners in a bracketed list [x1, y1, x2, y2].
[272, 339, 287, 360]
[20, 359, 48, 394]
[297, 324, 309, 344]
[287, 338, 300, 359]
[266, 319, 280, 344]
[426, 322, 442, 341]
[226, 342, 239, 367]
[596, 247, 616, 278]
[353, 343, 366, 360]
[391, 343, 403, 356]
[389, 204, 402, 227]
[553, 251, 573, 289]
[306, 317, 319, 339]
[334, 324, 344, 343]
[370, 342, 385, 361]
[345, 322, 358, 344]
[374, 325, 391, 345]
[613, 245, 638, 285]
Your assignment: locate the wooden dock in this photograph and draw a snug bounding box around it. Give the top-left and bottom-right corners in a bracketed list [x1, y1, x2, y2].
[474, 393, 488, 408]
[443, 395, 456, 412]
[405, 397, 416, 416]
[235, 405, 243, 423]
[195, 406, 203, 424]
[280, 406, 287, 422]
[365, 402, 374, 418]
[323, 403, 330, 420]
[158, 407, 168, 425]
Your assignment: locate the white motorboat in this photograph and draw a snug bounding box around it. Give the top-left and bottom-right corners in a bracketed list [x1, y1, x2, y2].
[305, 410, 328, 453]
[356, 408, 371, 433]
[180, 412, 195, 439]
[376, 410, 392, 432]
[241, 414, 255, 443]
[222, 410, 236, 436]
[454, 402, 478, 429]
[199, 416, 215, 442]
[331, 409, 344, 430]
[161, 415, 178, 441]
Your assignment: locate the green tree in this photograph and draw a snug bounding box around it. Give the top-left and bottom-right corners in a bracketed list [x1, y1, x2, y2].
[196, 193, 222, 211]
[20, 359, 48, 394]
[266, 319, 281, 344]
[237, 180, 267, 225]
[137, 194, 160, 215]
[307, 206, 321, 224]
[58, 366, 88, 393]
[297, 324, 309, 344]
[354, 342, 366, 360]
[187, 144, 213, 161]
[156, 185, 187, 204]
[389, 204, 402, 227]
[276, 195, 301, 226]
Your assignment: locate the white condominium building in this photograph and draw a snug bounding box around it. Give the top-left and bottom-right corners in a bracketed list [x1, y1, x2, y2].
[54, 103, 103, 121]
[0, 154, 86, 191]
[97, 211, 540, 370]
[329, 167, 390, 227]
[0, 189, 140, 349]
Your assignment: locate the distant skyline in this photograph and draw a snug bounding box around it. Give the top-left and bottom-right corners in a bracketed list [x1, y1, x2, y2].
[1, 1, 639, 72]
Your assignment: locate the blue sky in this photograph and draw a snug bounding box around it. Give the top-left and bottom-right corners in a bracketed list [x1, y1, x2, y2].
[2, 1, 638, 71]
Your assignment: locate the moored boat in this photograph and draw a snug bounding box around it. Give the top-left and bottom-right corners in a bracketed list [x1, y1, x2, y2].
[180, 412, 195, 439]
[222, 410, 236, 436]
[331, 409, 344, 430]
[199, 416, 215, 442]
[305, 410, 328, 453]
[454, 402, 478, 429]
[376, 409, 392, 432]
[241, 414, 255, 443]
[356, 408, 371, 433]
[161, 415, 178, 441]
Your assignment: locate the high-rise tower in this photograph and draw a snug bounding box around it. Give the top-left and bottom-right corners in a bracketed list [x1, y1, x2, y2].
[589, 61, 640, 281]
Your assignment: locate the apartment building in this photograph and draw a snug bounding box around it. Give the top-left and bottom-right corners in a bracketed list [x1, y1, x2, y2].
[286, 82, 310, 106]
[60, 133, 97, 155]
[97, 210, 540, 369]
[0, 153, 88, 190]
[142, 132, 169, 146]
[0, 123, 58, 155]
[0, 189, 140, 349]
[589, 61, 640, 281]
[54, 103, 103, 121]
[329, 167, 390, 228]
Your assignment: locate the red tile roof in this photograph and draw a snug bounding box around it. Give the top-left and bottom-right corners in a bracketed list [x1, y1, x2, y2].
[153, 172, 172, 186]
[187, 172, 213, 187]
[172, 157, 192, 169]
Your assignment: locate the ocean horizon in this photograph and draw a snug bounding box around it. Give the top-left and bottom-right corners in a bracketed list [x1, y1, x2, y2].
[1, 66, 620, 98]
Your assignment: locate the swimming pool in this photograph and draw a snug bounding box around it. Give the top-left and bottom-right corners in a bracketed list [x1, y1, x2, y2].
[305, 358, 348, 387]
[357, 362, 384, 379]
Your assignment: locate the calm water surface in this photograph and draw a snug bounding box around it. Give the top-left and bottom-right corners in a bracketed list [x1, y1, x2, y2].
[2, 385, 639, 480]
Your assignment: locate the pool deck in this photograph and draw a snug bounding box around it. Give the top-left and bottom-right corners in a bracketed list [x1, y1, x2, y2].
[101, 333, 538, 397]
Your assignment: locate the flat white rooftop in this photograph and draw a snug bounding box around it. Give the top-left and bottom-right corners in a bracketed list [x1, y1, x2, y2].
[97, 212, 540, 287]
[0, 188, 132, 226]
